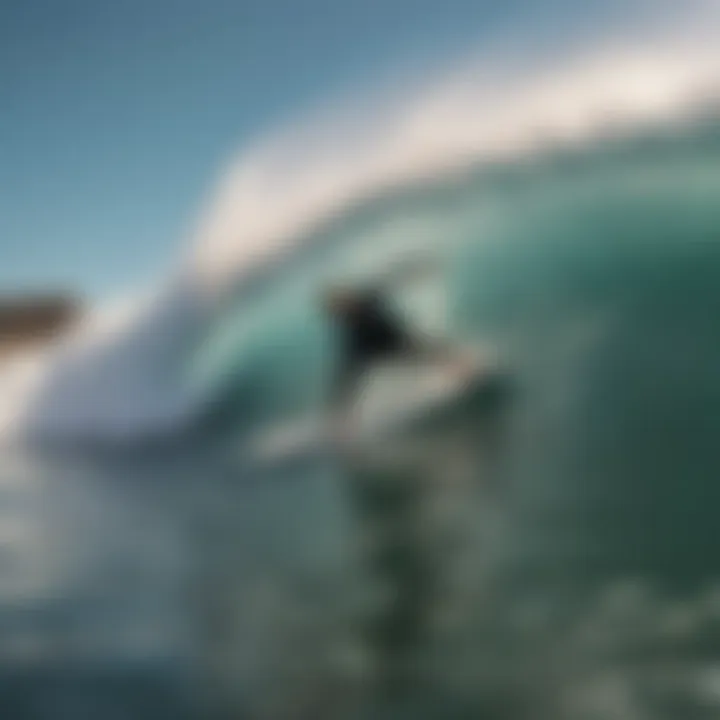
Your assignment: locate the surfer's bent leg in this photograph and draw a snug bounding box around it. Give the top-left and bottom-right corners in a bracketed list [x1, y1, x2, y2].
[330, 355, 366, 415]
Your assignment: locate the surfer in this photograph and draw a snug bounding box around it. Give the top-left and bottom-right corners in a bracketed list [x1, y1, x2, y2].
[247, 256, 499, 464]
[322, 282, 473, 426]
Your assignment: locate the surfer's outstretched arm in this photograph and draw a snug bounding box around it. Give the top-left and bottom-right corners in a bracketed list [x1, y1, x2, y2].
[405, 332, 454, 360]
[404, 333, 477, 378]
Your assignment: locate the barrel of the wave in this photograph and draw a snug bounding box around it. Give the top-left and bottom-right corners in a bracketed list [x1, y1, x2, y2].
[338, 360, 514, 709]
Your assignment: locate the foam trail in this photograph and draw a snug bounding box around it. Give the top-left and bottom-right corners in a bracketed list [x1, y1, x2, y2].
[1, 273, 210, 443]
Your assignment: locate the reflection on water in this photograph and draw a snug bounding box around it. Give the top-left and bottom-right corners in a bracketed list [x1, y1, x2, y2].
[0, 375, 510, 719]
[0, 450, 192, 718]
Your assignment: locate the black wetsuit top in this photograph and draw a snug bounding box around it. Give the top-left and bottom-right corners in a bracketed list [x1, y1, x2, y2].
[331, 291, 414, 405]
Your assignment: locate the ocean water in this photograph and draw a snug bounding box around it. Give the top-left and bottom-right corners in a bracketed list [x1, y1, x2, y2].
[2, 79, 720, 720]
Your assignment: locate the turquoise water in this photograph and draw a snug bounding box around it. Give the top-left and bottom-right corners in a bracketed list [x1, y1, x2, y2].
[2, 115, 720, 718]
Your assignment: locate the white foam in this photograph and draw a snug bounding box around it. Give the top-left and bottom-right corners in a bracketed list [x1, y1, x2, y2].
[192, 21, 720, 292]
[1, 274, 210, 443]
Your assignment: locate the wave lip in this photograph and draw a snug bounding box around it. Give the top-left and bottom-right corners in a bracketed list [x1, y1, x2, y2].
[193, 28, 720, 292]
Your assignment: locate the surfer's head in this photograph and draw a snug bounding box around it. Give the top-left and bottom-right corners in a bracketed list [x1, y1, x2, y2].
[321, 286, 363, 317]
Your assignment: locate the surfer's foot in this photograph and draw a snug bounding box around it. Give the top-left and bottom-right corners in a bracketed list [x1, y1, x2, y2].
[327, 410, 354, 445]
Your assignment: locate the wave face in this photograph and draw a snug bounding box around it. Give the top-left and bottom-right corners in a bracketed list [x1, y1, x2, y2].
[191, 114, 720, 430]
[2, 14, 720, 443]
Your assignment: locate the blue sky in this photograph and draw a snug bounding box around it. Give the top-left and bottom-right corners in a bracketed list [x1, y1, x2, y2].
[0, 0, 638, 299]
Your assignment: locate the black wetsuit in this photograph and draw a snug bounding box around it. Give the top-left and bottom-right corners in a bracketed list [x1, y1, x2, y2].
[331, 291, 416, 407]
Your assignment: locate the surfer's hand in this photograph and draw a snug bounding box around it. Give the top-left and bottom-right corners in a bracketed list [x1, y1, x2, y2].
[450, 353, 476, 383]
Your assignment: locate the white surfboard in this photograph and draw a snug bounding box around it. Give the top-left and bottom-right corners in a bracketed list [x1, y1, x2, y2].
[246, 349, 503, 466]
